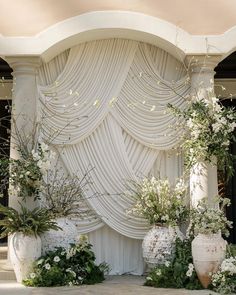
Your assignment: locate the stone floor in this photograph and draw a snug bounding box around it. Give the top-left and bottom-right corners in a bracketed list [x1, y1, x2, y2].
[0, 275, 220, 295]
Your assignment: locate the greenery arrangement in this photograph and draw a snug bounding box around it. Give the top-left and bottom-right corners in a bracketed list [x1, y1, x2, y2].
[144, 237, 203, 290]
[23, 235, 109, 287]
[188, 197, 232, 237]
[0, 203, 60, 238]
[168, 93, 236, 177]
[127, 176, 189, 226]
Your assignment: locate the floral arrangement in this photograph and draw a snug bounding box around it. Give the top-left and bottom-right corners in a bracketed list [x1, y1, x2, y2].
[127, 176, 189, 226]
[211, 256, 236, 294]
[9, 141, 55, 200]
[188, 197, 232, 237]
[23, 235, 109, 287]
[168, 92, 236, 177]
[145, 237, 203, 290]
[0, 118, 55, 200]
[209, 245, 236, 294]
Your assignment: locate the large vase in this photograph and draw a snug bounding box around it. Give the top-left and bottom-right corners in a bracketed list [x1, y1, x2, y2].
[191, 233, 227, 288]
[142, 225, 183, 269]
[41, 217, 79, 255]
[9, 232, 41, 283]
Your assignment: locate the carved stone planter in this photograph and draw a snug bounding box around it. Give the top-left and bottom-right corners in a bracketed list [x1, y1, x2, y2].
[9, 233, 41, 283]
[41, 217, 79, 255]
[192, 233, 227, 288]
[142, 225, 183, 269]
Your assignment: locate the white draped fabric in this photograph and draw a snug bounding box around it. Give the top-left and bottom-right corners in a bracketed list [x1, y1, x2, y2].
[37, 39, 189, 274]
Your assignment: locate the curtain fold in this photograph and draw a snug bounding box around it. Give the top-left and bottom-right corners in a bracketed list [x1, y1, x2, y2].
[37, 38, 189, 273]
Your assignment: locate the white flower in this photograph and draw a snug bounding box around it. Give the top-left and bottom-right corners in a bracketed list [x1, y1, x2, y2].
[40, 142, 49, 152]
[44, 263, 51, 270]
[30, 272, 36, 279]
[186, 263, 194, 277]
[53, 256, 60, 263]
[156, 269, 162, 276]
[164, 261, 170, 267]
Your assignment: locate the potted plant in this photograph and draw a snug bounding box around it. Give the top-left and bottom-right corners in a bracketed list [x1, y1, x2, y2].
[39, 167, 93, 254]
[189, 197, 232, 288]
[0, 203, 60, 283]
[126, 176, 189, 268]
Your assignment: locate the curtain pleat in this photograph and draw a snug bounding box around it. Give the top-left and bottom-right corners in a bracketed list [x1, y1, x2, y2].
[37, 39, 188, 274]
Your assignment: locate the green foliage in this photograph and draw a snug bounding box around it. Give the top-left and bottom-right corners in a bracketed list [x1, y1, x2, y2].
[0, 203, 60, 238]
[144, 238, 203, 290]
[23, 237, 109, 287]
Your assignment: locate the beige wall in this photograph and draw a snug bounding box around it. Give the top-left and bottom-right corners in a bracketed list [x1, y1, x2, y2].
[0, 81, 12, 99]
[215, 79, 236, 99]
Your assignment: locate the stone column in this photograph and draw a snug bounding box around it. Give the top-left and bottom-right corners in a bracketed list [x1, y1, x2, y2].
[2, 57, 41, 271]
[185, 55, 222, 207]
[5, 56, 41, 210]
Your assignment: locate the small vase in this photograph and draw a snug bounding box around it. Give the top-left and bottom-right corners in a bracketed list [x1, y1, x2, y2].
[142, 225, 183, 269]
[41, 217, 79, 255]
[191, 233, 227, 288]
[9, 232, 41, 283]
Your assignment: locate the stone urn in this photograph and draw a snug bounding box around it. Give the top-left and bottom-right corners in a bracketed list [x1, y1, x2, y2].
[142, 225, 183, 269]
[41, 217, 79, 255]
[191, 233, 227, 288]
[9, 232, 41, 283]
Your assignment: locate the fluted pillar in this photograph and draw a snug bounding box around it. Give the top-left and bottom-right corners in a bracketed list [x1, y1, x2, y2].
[185, 55, 222, 207]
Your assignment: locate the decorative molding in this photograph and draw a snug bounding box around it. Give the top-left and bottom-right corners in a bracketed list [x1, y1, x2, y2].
[0, 11, 236, 62]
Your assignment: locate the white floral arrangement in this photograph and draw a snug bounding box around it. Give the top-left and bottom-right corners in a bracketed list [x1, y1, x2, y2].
[23, 235, 108, 287]
[127, 176, 189, 226]
[211, 256, 236, 294]
[168, 89, 236, 177]
[9, 141, 55, 200]
[188, 197, 232, 237]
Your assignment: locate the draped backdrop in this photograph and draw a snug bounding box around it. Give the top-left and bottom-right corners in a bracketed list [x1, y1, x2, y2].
[37, 39, 189, 274]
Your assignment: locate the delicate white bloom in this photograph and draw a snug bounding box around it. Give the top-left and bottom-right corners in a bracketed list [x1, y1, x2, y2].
[40, 142, 49, 152]
[44, 263, 51, 270]
[156, 269, 162, 276]
[53, 256, 60, 263]
[165, 261, 170, 267]
[30, 272, 36, 279]
[186, 263, 194, 277]
[146, 276, 153, 281]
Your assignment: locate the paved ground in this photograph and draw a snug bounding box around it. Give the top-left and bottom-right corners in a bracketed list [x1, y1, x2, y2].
[0, 276, 219, 295]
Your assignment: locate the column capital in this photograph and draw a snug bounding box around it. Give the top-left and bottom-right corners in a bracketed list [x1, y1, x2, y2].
[185, 55, 222, 91]
[185, 54, 222, 74]
[4, 56, 41, 76]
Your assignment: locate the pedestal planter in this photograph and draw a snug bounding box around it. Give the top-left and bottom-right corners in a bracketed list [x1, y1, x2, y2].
[9, 233, 41, 283]
[142, 225, 183, 269]
[41, 217, 79, 255]
[191, 233, 227, 288]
